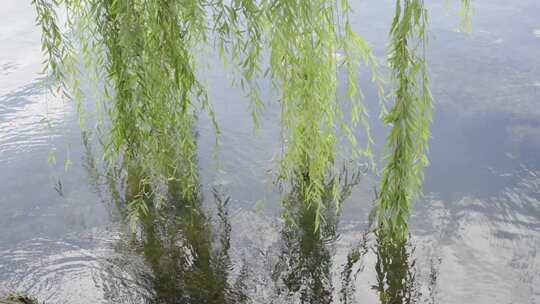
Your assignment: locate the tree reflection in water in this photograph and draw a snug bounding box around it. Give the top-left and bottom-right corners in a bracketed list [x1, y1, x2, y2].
[272, 169, 361, 304]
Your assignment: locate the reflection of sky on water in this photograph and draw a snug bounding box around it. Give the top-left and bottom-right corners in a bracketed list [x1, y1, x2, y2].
[0, 2, 106, 248]
[410, 167, 540, 303]
[0, 0, 539, 303]
[0, 81, 73, 163]
[0, 0, 74, 162]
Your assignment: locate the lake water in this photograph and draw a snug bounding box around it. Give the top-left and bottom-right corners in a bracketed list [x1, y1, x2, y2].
[1, 0, 540, 303]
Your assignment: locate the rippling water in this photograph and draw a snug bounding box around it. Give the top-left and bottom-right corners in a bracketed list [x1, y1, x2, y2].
[1, 0, 540, 303]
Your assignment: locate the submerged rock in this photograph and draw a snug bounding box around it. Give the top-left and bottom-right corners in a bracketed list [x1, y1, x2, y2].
[0, 294, 39, 304]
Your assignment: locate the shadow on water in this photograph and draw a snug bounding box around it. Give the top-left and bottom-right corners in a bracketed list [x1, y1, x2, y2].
[24, 130, 533, 303]
[133, 190, 242, 304]
[76, 124, 540, 304]
[271, 169, 361, 304]
[372, 231, 419, 304]
[338, 197, 443, 304]
[81, 127, 250, 303]
[83, 128, 440, 304]
[340, 228, 441, 304]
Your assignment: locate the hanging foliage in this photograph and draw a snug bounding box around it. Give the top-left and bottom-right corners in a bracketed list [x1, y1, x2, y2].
[32, 0, 472, 233]
[264, 0, 380, 231]
[32, 0, 381, 231]
[376, 0, 432, 239]
[32, 0, 219, 219]
[377, 0, 472, 239]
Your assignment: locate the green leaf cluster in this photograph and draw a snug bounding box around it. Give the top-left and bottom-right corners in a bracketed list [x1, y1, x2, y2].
[31, 0, 472, 235]
[377, 0, 432, 240]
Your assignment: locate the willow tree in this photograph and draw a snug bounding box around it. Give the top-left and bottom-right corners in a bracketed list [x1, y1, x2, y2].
[263, 0, 379, 230]
[375, 0, 432, 240]
[32, 0, 377, 229]
[377, 0, 472, 240]
[32, 0, 219, 221]
[32, 0, 471, 234]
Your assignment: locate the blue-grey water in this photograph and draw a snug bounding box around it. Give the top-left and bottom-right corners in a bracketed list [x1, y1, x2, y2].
[1, 0, 540, 303]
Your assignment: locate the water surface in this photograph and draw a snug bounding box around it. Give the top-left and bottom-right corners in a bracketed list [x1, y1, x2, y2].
[1, 0, 540, 303]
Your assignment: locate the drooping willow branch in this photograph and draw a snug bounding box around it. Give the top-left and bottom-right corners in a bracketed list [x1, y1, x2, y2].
[377, 0, 472, 240]
[459, 0, 472, 32]
[32, 0, 470, 233]
[263, 0, 380, 231]
[376, 0, 432, 240]
[32, 0, 218, 220]
[32, 0, 381, 230]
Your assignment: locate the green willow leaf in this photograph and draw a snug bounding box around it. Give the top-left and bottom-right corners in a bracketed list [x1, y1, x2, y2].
[32, 0, 469, 235]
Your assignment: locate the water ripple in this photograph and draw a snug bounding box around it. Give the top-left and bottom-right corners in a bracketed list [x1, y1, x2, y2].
[0, 78, 74, 164]
[0, 228, 153, 304]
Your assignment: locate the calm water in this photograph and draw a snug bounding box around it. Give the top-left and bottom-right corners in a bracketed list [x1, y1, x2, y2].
[1, 0, 540, 303]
